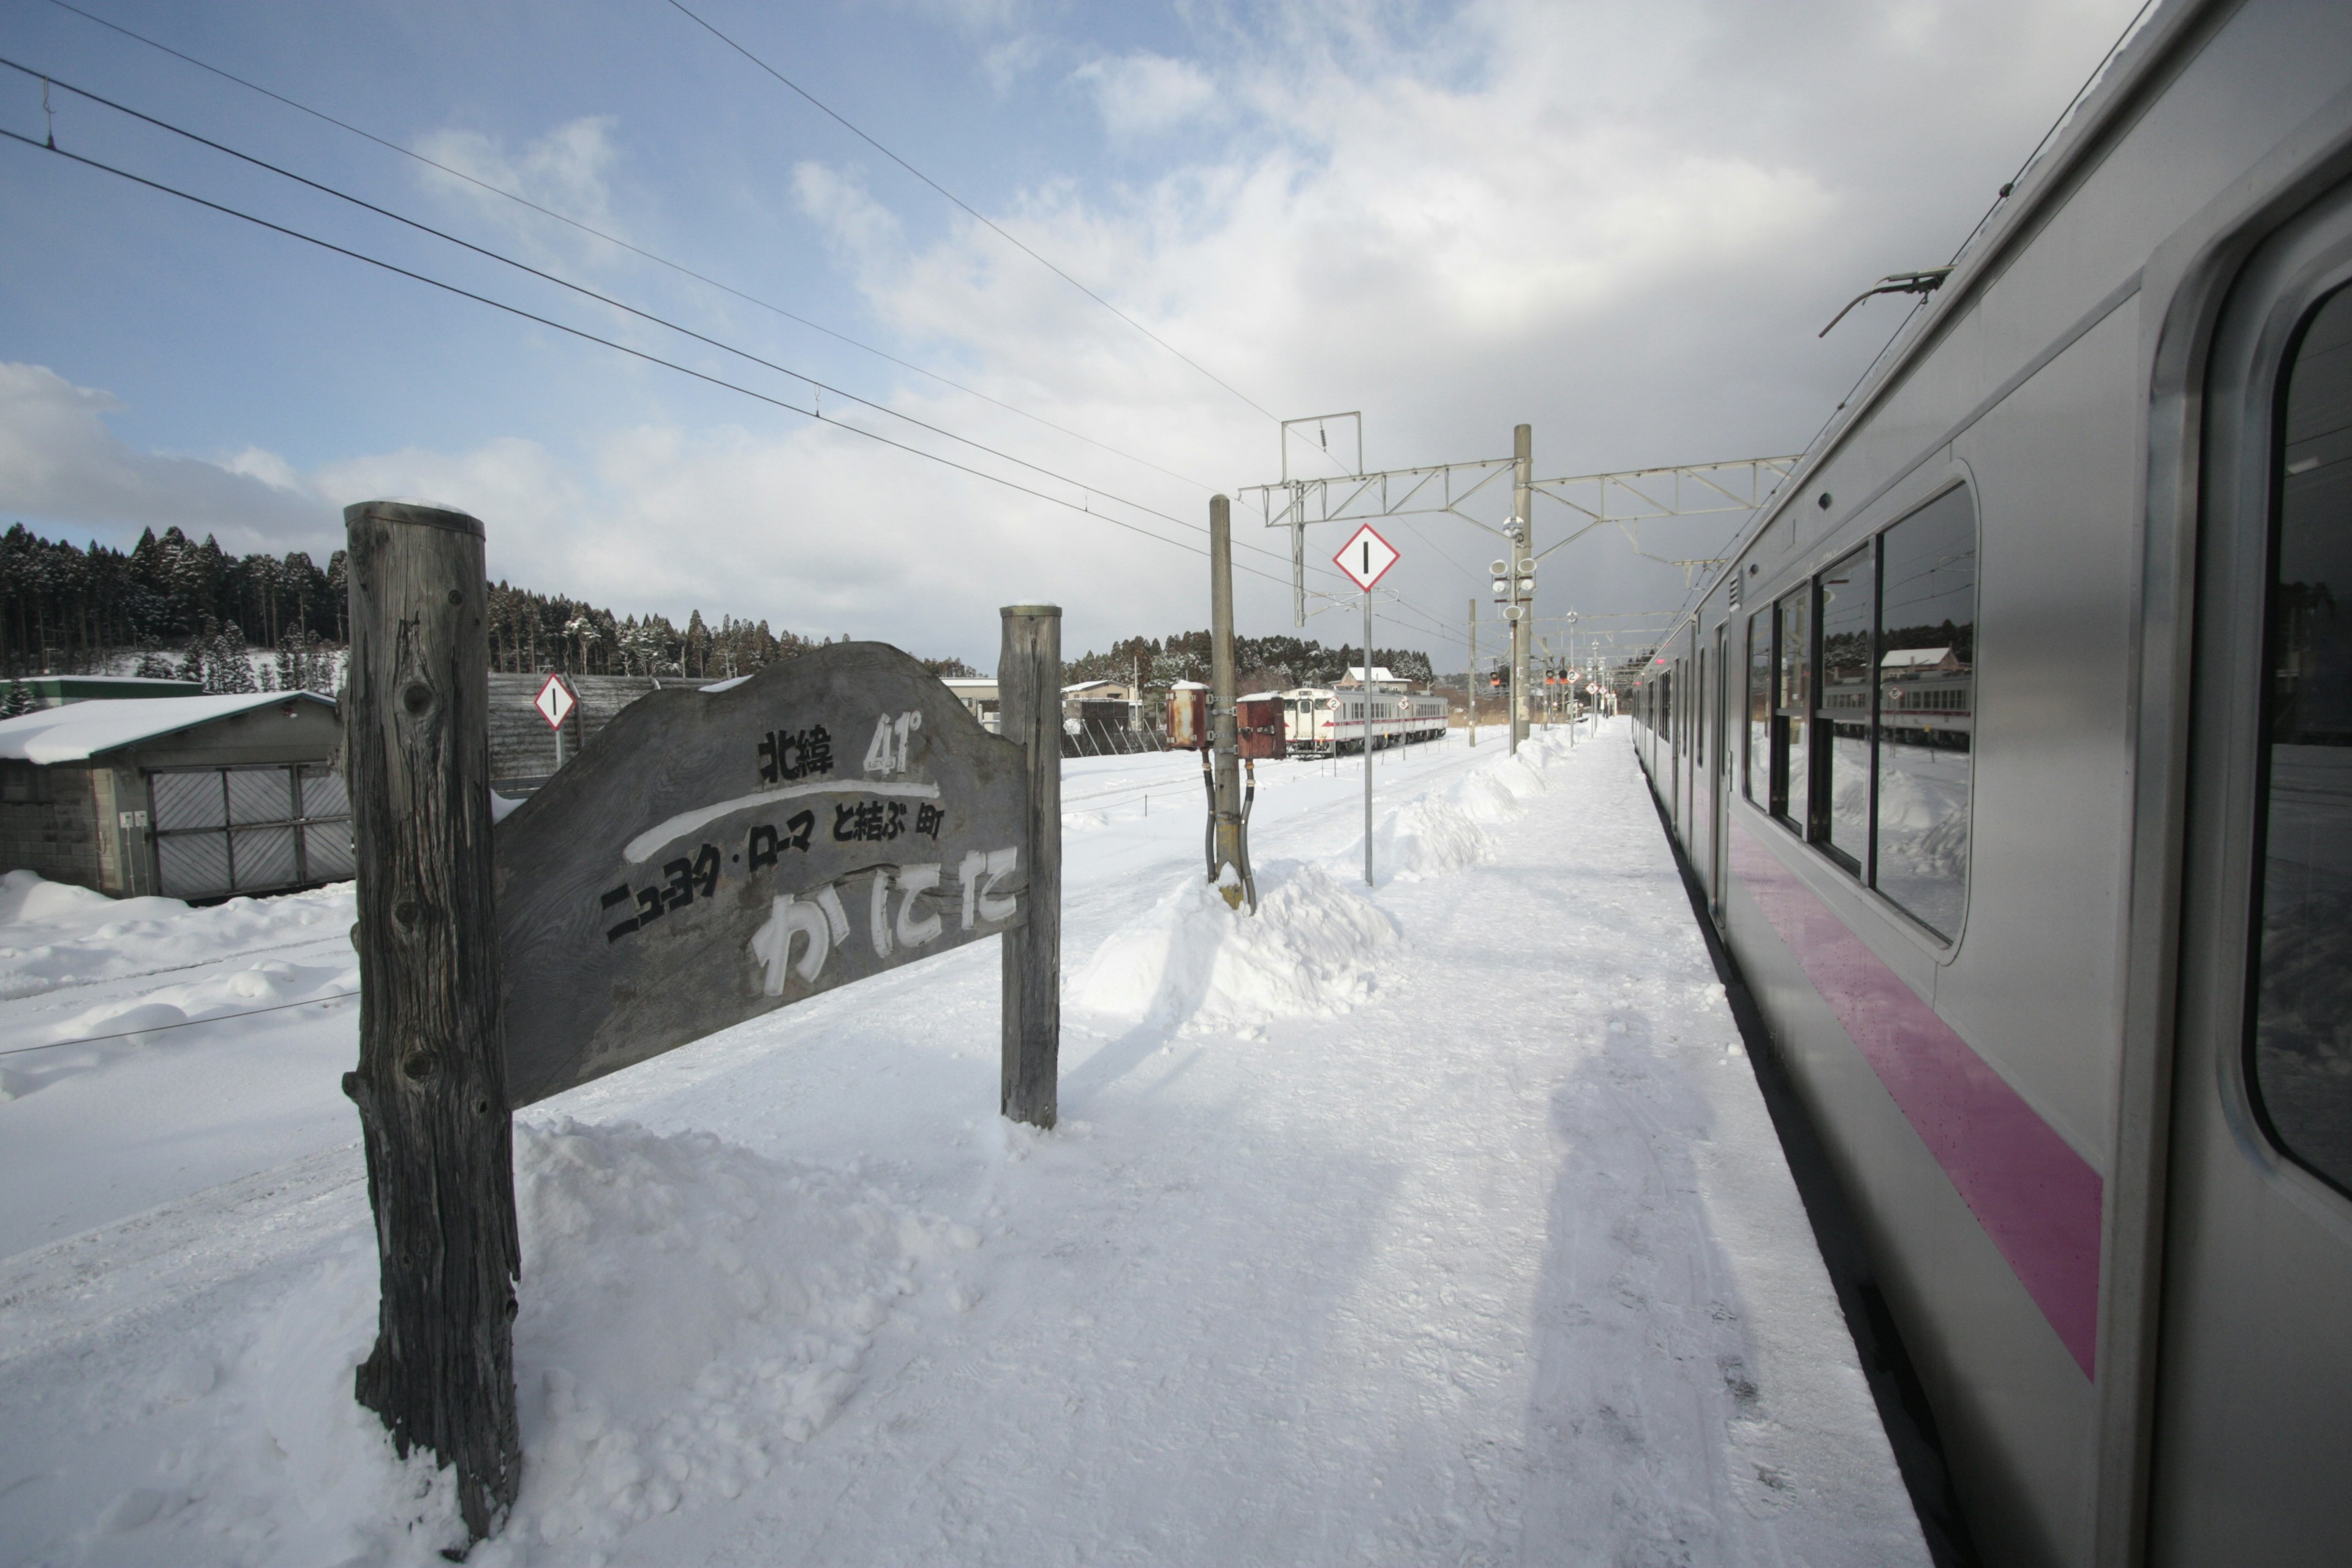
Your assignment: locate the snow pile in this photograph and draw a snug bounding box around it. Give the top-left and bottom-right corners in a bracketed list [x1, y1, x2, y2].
[1071, 860, 1396, 1030]
[0, 1119, 984, 1566]
[1362, 730, 1574, 881]
[504, 1120, 979, 1553]
[1451, 745, 1557, 826]
[1370, 793, 1494, 882]
[0, 869, 352, 1003]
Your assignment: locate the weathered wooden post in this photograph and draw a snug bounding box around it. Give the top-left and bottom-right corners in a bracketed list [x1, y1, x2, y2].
[998, 603, 1060, 1127]
[341, 500, 519, 1543]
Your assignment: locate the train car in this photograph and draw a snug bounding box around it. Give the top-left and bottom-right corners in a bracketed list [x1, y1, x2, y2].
[1279, 688, 1450, 753]
[1629, 4, 2351, 1563]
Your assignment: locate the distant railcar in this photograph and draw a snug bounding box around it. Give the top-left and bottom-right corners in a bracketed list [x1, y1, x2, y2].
[1628, 5, 2352, 1562]
[1278, 687, 1447, 754]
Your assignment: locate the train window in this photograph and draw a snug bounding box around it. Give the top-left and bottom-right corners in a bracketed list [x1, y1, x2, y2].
[2248, 282, 2352, 1199]
[1874, 484, 1977, 940]
[1819, 542, 1876, 872]
[1773, 591, 1809, 826]
[1746, 609, 1772, 803]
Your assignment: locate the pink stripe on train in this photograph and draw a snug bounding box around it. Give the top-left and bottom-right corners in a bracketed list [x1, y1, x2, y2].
[1730, 821, 2101, 1379]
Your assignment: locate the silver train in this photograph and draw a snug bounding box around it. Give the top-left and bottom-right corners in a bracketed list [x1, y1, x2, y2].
[1273, 687, 1450, 754]
[1630, 3, 2351, 1562]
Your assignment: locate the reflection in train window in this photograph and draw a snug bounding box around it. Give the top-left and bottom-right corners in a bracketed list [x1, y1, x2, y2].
[1819, 542, 1876, 873]
[2250, 283, 2352, 1199]
[1695, 649, 1706, 770]
[1747, 609, 1772, 804]
[1774, 591, 1809, 826]
[1874, 485, 1977, 940]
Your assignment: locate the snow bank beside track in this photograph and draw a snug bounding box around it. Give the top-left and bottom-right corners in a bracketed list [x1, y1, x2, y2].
[1072, 728, 1580, 1034]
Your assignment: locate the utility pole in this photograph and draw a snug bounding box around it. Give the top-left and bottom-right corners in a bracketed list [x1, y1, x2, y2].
[1466, 598, 1477, 748]
[1209, 496, 1244, 908]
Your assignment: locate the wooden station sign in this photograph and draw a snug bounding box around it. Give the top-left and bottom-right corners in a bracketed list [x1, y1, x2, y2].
[494, 642, 1029, 1106]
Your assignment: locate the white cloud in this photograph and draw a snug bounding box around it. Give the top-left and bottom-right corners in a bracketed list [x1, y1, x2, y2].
[982, 34, 1054, 96]
[1071, 52, 1219, 138]
[771, 0, 2148, 650]
[410, 116, 628, 267]
[4, 0, 2153, 671]
[0, 364, 332, 549]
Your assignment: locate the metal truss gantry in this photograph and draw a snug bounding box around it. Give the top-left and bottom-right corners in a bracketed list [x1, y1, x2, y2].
[1240, 442, 1804, 625]
[1239, 417, 1802, 752]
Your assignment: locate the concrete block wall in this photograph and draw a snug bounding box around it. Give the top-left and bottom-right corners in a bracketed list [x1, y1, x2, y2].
[0, 770, 103, 889]
[487, 674, 713, 793]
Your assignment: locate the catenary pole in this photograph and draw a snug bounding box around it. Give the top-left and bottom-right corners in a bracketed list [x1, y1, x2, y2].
[1511, 422, 1532, 754]
[1467, 598, 1477, 748]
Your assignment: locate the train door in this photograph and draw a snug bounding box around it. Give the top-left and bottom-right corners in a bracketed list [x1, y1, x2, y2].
[2152, 193, 2352, 1564]
[1666, 663, 1680, 825]
[1690, 641, 1713, 894]
[1711, 621, 1730, 911]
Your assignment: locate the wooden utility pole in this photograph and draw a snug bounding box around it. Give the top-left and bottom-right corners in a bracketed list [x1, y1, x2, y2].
[341, 500, 519, 1544]
[998, 603, 1061, 1127]
[1208, 496, 1244, 907]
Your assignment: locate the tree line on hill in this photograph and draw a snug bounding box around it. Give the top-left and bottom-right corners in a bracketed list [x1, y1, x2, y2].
[0, 523, 974, 695]
[1065, 630, 1438, 693]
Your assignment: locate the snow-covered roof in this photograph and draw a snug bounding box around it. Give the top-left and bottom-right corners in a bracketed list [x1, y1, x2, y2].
[939, 677, 997, 689]
[1342, 666, 1405, 685]
[1880, 647, 1956, 670]
[0, 692, 334, 764]
[1168, 679, 1209, 690]
[1061, 679, 1127, 693]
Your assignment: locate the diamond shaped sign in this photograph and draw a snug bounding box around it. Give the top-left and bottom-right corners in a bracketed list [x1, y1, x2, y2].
[1333, 524, 1400, 592]
[533, 671, 576, 731]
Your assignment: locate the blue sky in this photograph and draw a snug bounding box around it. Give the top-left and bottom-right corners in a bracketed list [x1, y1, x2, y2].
[0, 0, 2145, 669]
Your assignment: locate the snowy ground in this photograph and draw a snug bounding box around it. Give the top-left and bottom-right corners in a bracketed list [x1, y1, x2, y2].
[0, 720, 1926, 1567]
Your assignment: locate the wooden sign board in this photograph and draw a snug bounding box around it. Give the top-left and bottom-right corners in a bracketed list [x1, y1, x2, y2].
[494, 643, 1029, 1106]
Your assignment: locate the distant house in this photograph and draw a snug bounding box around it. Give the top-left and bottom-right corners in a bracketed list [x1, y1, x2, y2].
[1336, 666, 1412, 692]
[5, 674, 202, 709]
[1060, 678, 1139, 717]
[0, 692, 349, 900]
[1880, 647, 1964, 674]
[941, 676, 1000, 733]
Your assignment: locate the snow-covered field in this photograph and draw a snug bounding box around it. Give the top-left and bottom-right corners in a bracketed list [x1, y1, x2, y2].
[0, 720, 1926, 1567]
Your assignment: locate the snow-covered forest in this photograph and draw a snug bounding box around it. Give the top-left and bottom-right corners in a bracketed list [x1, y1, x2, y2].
[0, 522, 937, 690]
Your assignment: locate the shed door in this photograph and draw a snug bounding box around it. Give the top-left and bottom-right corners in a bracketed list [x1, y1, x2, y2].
[2154, 189, 2352, 1566]
[149, 764, 353, 899]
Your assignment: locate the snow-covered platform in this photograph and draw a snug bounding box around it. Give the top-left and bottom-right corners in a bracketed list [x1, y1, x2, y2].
[0, 719, 1926, 1566]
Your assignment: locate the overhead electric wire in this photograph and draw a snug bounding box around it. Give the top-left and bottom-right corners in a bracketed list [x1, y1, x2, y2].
[36, 0, 1223, 497]
[0, 989, 358, 1057]
[18, 23, 1457, 648]
[4, 58, 1261, 552]
[666, 0, 1283, 426]
[0, 127, 1334, 592]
